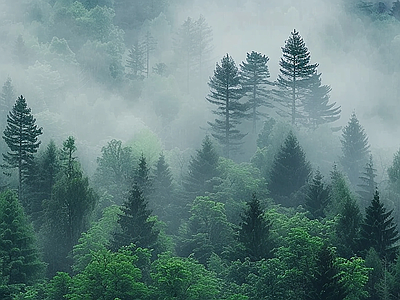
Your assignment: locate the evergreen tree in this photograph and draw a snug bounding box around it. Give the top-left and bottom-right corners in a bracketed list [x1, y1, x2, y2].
[302, 72, 341, 129]
[193, 15, 213, 80]
[359, 190, 400, 261]
[141, 29, 157, 78]
[390, 0, 400, 20]
[134, 152, 152, 197]
[0, 190, 44, 285]
[388, 148, 400, 193]
[239, 193, 272, 261]
[305, 169, 330, 219]
[126, 40, 146, 79]
[340, 112, 370, 187]
[183, 135, 220, 200]
[0, 77, 16, 125]
[275, 29, 318, 126]
[207, 54, 248, 158]
[357, 155, 377, 211]
[2, 95, 42, 205]
[269, 131, 311, 205]
[240, 51, 273, 133]
[112, 183, 159, 251]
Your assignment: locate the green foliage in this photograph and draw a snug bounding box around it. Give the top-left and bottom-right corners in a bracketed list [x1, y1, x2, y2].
[268, 131, 311, 206]
[359, 190, 400, 261]
[275, 29, 318, 126]
[239, 51, 273, 133]
[0, 190, 44, 285]
[340, 113, 370, 187]
[46, 272, 72, 300]
[305, 169, 330, 219]
[207, 54, 248, 158]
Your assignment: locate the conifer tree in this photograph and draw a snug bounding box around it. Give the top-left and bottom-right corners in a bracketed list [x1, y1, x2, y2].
[2, 95, 42, 204]
[305, 169, 330, 219]
[360, 190, 400, 261]
[0, 77, 16, 124]
[239, 193, 272, 261]
[303, 73, 341, 129]
[112, 183, 159, 251]
[357, 155, 377, 211]
[126, 40, 146, 79]
[183, 135, 220, 200]
[207, 54, 247, 158]
[0, 190, 44, 285]
[240, 51, 273, 133]
[269, 131, 311, 205]
[276, 29, 318, 126]
[193, 15, 213, 80]
[340, 112, 370, 187]
[134, 153, 152, 197]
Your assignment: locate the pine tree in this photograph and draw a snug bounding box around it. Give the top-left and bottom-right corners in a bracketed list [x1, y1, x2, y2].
[0, 190, 44, 285]
[141, 30, 157, 78]
[207, 54, 248, 158]
[240, 51, 273, 133]
[239, 193, 272, 261]
[340, 112, 370, 187]
[112, 183, 159, 251]
[2, 95, 42, 204]
[360, 190, 400, 261]
[305, 169, 330, 219]
[275, 29, 318, 126]
[302, 72, 341, 129]
[357, 155, 377, 211]
[0, 77, 16, 124]
[269, 131, 311, 205]
[183, 135, 220, 200]
[193, 15, 213, 80]
[126, 40, 146, 79]
[134, 153, 152, 197]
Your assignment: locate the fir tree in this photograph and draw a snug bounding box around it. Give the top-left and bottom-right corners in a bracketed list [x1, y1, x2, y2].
[112, 183, 159, 251]
[193, 15, 213, 80]
[141, 30, 157, 78]
[239, 193, 272, 261]
[360, 190, 400, 261]
[305, 169, 330, 219]
[126, 40, 146, 79]
[183, 135, 220, 200]
[303, 72, 341, 129]
[207, 54, 248, 158]
[134, 153, 152, 197]
[240, 51, 273, 133]
[2, 95, 42, 204]
[0, 77, 16, 124]
[269, 131, 311, 205]
[340, 112, 370, 187]
[275, 29, 318, 126]
[357, 155, 377, 211]
[0, 190, 44, 285]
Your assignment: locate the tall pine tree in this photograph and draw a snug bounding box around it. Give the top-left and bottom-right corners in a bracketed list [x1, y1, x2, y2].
[0, 77, 16, 125]
[2, 95, 42, 205]
[207, 54, 247, 158]
[357, 155, 377, 211]
[305, 169, 330, 219]
[275, 29, 318, 126]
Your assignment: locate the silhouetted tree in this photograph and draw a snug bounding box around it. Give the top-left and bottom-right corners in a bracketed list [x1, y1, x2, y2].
[305, 169, 330, 219]
[240, 51, 273, 133]
[357, 155, 377, 211]
[134, 153, 152, 197]
[2, 95, 42, 204]
[207, 54, 247, 158]
[275, 29, 318, 126]
[126, 40, 146, 79]
[340, 112, 370, 187]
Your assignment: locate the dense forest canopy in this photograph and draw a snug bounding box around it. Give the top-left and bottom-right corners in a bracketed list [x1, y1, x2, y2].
[1, 0, 400, 299]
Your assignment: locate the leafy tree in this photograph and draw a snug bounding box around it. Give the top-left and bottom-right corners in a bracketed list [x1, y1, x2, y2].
[2, 95, 42, 204]
[357, 155, 377, 211]
[239, 193, 272, 261]
[359, 190, 400, 261]
[207, 54, 248, 158]
[183, 135, 220, 201]
[304, 169, 330, 219]
[302, 72, 341, 129]
[0, 190, 44, 285]
[269, 130, 311, 206]
[46, 272, 73, 300]
[112, 183, 159, 251]
[275, 29, 318, 126]
[240, 51, 273, 133]
[340, 112, 370, 187]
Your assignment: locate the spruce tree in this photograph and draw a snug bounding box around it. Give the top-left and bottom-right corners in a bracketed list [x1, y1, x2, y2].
[240, 51, 273, 133]
[269, 131, 311, 205]
[0, 77, 16, 124]
[305, 169, 330, 219]
[303, 72, 341, 129]
[340, 112, 370, 187]
[360, 190, 400, 261]
[183, 135, 220, 200]
[126, 40, 146, 79]
[239, 193, 272, 261]
[134, 153, 152, 197]
[276, 29, 318, 126]
[357, 155, 377, 211]
[112, 183, 159, 251]
[2, 95, 42, 204]
[207, 54, 248, 158]
[0, 190, 44, 285]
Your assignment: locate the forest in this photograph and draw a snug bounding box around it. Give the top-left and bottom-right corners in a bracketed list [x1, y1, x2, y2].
[2, 0, 400, 299]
